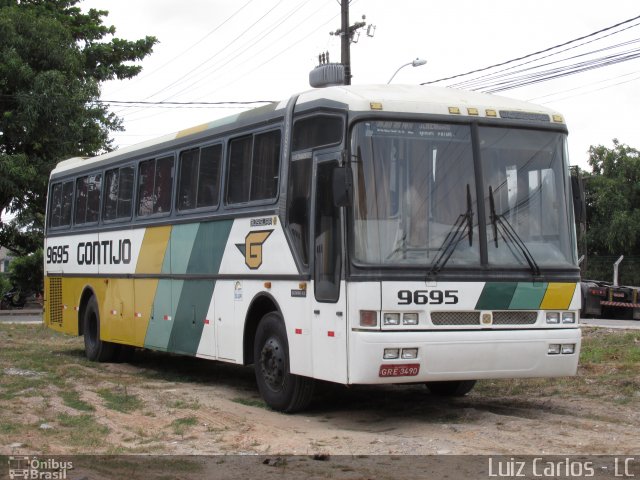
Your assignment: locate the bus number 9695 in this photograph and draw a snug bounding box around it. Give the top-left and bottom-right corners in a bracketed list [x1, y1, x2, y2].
[397, 289, 458, 305]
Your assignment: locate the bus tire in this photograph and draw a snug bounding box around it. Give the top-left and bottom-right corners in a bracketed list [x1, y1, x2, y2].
[426, 380, 476, 397]
[254, 312, 314, 413]
[83, 296, 115, 362]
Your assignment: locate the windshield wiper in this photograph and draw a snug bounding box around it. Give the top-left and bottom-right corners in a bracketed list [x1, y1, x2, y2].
[429, 184, 474, 275]
[488, 185, 541, 277]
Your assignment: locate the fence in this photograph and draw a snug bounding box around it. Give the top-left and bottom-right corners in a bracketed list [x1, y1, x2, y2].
[580, 256, 640, 287]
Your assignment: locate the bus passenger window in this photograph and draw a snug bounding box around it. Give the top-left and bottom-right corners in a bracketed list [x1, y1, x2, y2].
[177, 144, 221, 211]
[60, 181, 73, 227]
[117, 166, 134, 218]
[227, 135, 252, 204]
[251, 130, 280, 201]
[49, 181, 74, 229]
[178, 149, 199, 210]
[74, 174, 101, 225]
[137, 159, 155, 216]
[154, 156, 174, 214]
[137, 156, 174, 216]
[226, 130, 281, 205]
[197, 144, 221, 208]
[103, 166, 134, 221]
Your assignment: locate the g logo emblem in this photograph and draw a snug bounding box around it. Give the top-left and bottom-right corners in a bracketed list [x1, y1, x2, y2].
[236, 230, 273, 269]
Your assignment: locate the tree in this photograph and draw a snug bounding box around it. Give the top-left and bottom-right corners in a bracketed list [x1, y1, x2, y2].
[581, 139, 640, 285]
[585, 139, 640, 255]
[0, 0, 157, 255]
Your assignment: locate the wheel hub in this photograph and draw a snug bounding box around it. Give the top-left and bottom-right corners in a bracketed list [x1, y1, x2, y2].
[260, 337, 284, 391]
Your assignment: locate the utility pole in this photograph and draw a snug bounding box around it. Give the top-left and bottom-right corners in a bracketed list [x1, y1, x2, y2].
[340, 0, 351, 85]
[309, 2, 373, 88]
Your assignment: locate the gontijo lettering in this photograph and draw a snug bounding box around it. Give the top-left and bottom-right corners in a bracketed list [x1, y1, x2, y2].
[77, 239, 132, 265]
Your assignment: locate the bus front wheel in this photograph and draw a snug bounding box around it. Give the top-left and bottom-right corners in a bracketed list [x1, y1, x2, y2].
[254, 313, 314, 413]
[83, 296, 116, 362]
[426, 380, 476, 397]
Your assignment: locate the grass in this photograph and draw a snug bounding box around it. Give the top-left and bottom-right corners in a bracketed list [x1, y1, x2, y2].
[60, 389, 95, 412]
[97, 386, 143, 413]
[170, 415, 199, 436]
[0, 322, 638, 455]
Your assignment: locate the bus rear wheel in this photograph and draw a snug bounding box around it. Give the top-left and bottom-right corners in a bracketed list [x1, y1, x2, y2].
[254, 313, 314, 413]
[426, 380, 476, 397]
[83, 296, 116, 362]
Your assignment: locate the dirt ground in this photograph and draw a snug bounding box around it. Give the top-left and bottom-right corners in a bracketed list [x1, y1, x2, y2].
[1, 325, 639, 478]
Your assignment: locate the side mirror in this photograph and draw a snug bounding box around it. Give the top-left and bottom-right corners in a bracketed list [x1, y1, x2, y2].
[332, 166, 353, 207]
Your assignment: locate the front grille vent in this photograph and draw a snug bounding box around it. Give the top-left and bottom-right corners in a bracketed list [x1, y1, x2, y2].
[492, 311, 538, 325]
[430, 311, 480, 326]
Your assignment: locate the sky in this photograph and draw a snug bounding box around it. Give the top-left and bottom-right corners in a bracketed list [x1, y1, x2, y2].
[82, 0, 640, 170]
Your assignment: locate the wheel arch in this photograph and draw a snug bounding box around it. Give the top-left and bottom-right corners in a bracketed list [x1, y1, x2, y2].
[243, 292, 282, 366]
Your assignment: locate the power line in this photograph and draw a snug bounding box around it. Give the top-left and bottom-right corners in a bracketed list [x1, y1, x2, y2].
[159, 0, 315, 102]
[454, 39, 640, 93]
[146, 1, 285, 103]
[421, 13, 640, 86]
[107, 0, 256, 98]
[447, 24, 640, 90]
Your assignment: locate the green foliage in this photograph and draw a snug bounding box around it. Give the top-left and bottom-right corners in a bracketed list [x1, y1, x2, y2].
[7, 248, 43, 293]
[580, 139, 640, 284]
[0, 272, 10, 296]
[0, 0, 157, 254]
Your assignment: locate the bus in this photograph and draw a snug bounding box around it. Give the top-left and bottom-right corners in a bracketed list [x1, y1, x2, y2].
[44, 85, 581, 412]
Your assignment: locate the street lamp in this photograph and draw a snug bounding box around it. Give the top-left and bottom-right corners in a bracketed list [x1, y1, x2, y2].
[387, 58, 427, 84]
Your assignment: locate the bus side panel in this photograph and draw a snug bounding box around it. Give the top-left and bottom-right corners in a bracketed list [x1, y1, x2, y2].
[133, 226, 171, 347]
[143, 220, 232, 355]
[102, 278, 134, 344]
[170, 279, 214, 355]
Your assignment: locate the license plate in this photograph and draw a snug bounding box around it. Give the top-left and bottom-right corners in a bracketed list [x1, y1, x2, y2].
[378, 364, 420, 377]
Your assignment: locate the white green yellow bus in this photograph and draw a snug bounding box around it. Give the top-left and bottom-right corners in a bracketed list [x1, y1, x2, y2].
[44, 85, 581, 412]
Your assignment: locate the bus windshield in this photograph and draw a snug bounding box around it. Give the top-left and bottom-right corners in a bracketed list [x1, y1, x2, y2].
[350, 120, 577, 270]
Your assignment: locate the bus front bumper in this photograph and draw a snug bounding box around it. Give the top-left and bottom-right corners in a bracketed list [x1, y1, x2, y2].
[348, 328, 581, 384]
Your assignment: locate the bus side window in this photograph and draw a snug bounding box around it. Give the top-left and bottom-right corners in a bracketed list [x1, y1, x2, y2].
[137, 159, 155, 216]
[251, 130, 280, 201]
[49, 183, 63, 228]
[177, 144, 221, 211]
[104, 166, 134, 221]
[74, 174, 101, 225]
[154, 156, 174, 214]
[197, 144, 221, 208]
[137, 156, 174, 216]
[50, 180, 74, 228]
[226, 135, 253, 204]
[226, 130, 281, 205]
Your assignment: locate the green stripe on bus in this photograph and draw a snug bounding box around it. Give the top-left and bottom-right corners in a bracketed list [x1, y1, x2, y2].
[144, 279, 173, 351]
[169, 220, 232, 354]
[145, 219, 233, 353]
[509, 282, 548, 309]
[170, 279, 215, 355]
[168, 223, 200, 274]
[475, 282, 518, 310]
[186, 219, 233, 274]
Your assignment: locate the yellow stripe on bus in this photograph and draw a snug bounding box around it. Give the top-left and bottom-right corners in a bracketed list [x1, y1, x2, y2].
[540, 282, 575, 310]
[136, 226, 171, 274]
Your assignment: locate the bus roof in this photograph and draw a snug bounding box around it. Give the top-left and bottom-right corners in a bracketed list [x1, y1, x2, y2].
[51, 85, 564, 177]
